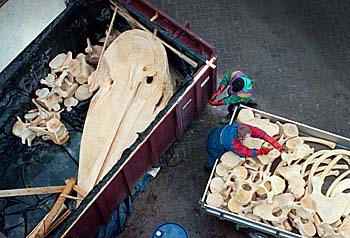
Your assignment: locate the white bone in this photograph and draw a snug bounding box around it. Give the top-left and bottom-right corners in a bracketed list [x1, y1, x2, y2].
[75, 84, 93, 100]
[276, 164, 305, 199]
[236, 108, 255, 123]
[294, 216, 316, 238]
[220, 151, 244, 169]
[210, 177, 224, 193]
[64, 97, 79, 112]
[308, 176, 349, 224]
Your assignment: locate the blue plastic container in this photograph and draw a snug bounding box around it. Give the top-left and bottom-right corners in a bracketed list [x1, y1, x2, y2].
[151, 222, 189, 238]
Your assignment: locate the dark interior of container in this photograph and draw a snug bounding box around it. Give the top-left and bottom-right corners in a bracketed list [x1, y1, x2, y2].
[0, 0, 209, 237]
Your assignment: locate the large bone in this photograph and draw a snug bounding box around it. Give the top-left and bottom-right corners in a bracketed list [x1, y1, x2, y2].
[235, 176, 259, 205]
[276, 164, 305, 199]
[206, 192, 225, 208]
[253, 193, 294, 223]
[243, 117, 280, 137]
[301, 150, 329, 175]
[320, 154, 349, 181]
[220, 151, 244, 169]
[281, 123, 299, 138]
[307, 150, 350, 193]
[210, 177, 224, 193]
[308, 176, 349, 224]
[258, 174, 285, 203]
[300, 136, 336, 149]
[294, 216, 316, 238]
[243, 137, 265, 150]
[236, 108, 255, 123]
[326, 170, 350, 197]
[78, 29, 175, 194]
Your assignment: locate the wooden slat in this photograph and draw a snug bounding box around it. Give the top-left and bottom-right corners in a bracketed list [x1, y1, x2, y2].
[60, 194, 83, 201]
[35, 177, 76, 238]
[0, 184, 86, 198]
[0, 186, 65, 198]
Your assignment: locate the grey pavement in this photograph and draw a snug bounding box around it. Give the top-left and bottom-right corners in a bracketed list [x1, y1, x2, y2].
[121, 1, 350, 238]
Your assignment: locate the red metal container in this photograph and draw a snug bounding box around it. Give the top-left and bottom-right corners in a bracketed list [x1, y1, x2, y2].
[54, 1, 217, 237]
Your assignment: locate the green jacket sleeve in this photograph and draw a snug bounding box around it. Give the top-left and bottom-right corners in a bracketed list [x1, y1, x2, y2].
[220, 72, 232, 86]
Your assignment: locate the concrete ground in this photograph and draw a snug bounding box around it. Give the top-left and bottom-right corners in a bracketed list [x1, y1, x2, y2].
[121, 1, 350, 238]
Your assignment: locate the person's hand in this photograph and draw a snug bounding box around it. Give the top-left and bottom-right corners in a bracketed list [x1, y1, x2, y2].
[208, 99, 224, 106]
[210, 85, 226, 101]
[271, 141, 282, 152]
[257, 147, 273, 155]
[263, 134, 282, 152]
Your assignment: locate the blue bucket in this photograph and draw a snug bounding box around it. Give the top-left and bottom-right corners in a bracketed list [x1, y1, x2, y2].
[151, 222, 189, 238]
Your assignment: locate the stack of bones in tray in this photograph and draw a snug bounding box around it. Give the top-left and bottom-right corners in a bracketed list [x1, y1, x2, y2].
[205, 108, 350, 238]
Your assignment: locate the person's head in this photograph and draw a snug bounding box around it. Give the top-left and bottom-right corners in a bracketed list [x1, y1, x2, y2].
[237, 125, 251, 140]
[232, 78, 244, 92]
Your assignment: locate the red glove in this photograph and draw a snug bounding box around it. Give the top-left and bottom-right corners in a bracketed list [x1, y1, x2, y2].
[263, 134, 282, 152]
[210, 85, 226, 100]
[208, 99, 224, 106]
[257, 147, 273, 155]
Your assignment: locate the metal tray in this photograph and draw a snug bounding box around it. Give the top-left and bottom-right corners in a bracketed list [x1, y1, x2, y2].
[199, 104, 350, 238]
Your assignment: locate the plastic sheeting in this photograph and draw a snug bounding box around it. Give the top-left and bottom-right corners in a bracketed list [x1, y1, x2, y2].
[0, 1, 125, 236]
[99, 147, 174, 238]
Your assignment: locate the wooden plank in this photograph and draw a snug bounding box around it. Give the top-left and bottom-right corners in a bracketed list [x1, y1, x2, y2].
[0, 184, 86, 198]
[35, 177, 76, 238]
[0, 186, 65, 198]
[27, 204, 67, 238]
[45, 209, 72, 236]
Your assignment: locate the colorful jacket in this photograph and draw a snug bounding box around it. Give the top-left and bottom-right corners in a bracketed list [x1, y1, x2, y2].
[220, 71, 254, 105]
[219, 123, 265, 157]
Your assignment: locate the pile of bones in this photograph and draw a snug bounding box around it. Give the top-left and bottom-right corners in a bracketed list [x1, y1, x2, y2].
[12, 29, 120, 146]
[206, 108, 350, 238]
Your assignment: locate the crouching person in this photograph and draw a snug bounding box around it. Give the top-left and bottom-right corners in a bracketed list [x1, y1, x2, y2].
[204, 123, 282, 170]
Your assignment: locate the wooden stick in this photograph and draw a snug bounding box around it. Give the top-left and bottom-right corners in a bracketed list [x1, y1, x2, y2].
[73, 185, 87, 198]
[0, 186, 65, 198]
[60, 194, 83, 201]
[90, 6, 118, 90]
[35, 178, 76, 238]
[27, 204, 67, 238]
[109, 1, 198, 68]
[150, 12, 159, 22]
[0, 184, 87, 198]
[45, 209, 72, 235]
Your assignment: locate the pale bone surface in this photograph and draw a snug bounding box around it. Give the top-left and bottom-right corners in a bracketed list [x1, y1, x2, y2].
[78, 29, 175, 194]
[205, 108, 350, 238]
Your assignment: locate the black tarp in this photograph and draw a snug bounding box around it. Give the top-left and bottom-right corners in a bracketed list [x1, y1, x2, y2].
[0, 0, 205, 237]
